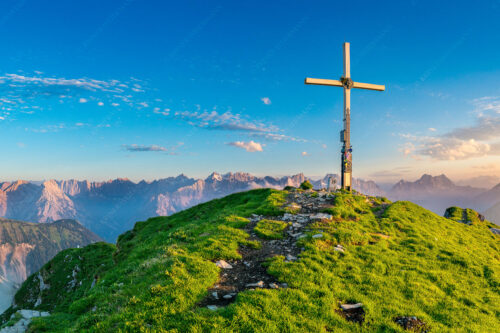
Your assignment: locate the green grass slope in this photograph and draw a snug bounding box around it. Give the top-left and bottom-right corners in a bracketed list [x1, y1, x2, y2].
[2, 189, 499, 332]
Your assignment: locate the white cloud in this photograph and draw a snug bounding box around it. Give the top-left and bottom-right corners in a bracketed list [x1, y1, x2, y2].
[261, 97, 272, 105]
[301, 151, 308, 156]
[227, 140, 263, 152]
[403, 96, 500, 160]
[428, 127, 436, 132]
[79, 98, 88, 103]
[417, 138, 490, 160]
[97, 101, 104, 106]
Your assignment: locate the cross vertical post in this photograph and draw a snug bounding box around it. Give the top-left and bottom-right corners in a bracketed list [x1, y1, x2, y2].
[342, 42, 352, 191]
[304, 42, 385, 191]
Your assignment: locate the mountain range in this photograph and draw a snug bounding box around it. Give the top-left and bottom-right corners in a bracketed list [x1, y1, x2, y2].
[0, 173, 383, 241]
[0, 173, 498, 242]
[0, 218, 101, 313]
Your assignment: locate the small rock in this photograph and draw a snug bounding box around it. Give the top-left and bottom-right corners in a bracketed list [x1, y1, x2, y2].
[215, 260, 233, 269]
[312, 234, 323, 239]
[269, 283, 279, 289]
[287, 203, 301, 211]
[286, 254, 297, 261]
[310, 213, 333, 220]
[334, 245, 345, 252]
[223, 294, 233, 299]
[281, 283, 288, 288]
[246, 281, 265, 288]
[206, 305, 218, 311]
[340, 303, 363, 310]
[212, 292, 219, 299]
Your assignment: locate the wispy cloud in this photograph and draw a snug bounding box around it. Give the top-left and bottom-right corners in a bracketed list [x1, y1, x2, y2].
[122, 144, 167, 152]
[369, 166, 414, 179]
[0, 72, 149, 120]
[171, 109, 278, 133]
[227, 141, 263, 152]
[0, 73, 129, 93]
[158, 107, 307, 144]
[250, 132, 307, 142]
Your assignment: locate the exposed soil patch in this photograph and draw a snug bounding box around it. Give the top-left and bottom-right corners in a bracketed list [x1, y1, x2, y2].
[336, 304, 365, 324]
[394, 316, 430, 332]
[199, 190, 336, 309]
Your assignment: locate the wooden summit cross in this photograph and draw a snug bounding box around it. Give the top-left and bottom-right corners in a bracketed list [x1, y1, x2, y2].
[305, 42, 385, 191]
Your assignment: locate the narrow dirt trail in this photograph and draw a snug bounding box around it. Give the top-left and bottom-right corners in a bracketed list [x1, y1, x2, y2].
[199, 190, 335, 309]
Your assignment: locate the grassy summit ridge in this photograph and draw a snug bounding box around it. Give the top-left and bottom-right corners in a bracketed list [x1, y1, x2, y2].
[2, 188, 499, 332]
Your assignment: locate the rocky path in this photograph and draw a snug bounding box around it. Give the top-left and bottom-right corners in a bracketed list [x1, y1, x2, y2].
[200, 190, 337, 310]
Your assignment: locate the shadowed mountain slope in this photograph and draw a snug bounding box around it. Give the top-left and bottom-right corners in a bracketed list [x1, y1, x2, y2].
[0, 218, 102, 313]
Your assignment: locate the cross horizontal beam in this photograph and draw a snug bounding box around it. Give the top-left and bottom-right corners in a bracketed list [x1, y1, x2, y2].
[304, 77, 385, 91]
[304, 78, 342, 87]
[352, 81, 385, 91]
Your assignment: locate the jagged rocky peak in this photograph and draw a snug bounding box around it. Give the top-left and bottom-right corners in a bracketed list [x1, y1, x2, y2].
[206, 172, 223, 182]
[224, 172, 255, 182]
[392, 173, 455, 192]
[3, 180, 34, 192]
[58, 179, 92, 196]
[417, 174, 454, 188]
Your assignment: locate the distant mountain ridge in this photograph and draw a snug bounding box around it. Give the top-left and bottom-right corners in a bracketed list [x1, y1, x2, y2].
[1, 173, 499, 241]
[0, 218, 102, 313]
[0, 173, 383, 241]
[389, 174, 489, 215]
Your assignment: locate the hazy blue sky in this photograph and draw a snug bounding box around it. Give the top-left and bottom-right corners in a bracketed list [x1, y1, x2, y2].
[0, 0, 499, 182]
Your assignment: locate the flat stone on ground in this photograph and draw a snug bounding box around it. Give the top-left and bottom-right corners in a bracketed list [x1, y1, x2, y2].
[310, 213, 333, 220]
[215, 260, 233, 269]
[340, 303, 363, 310]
